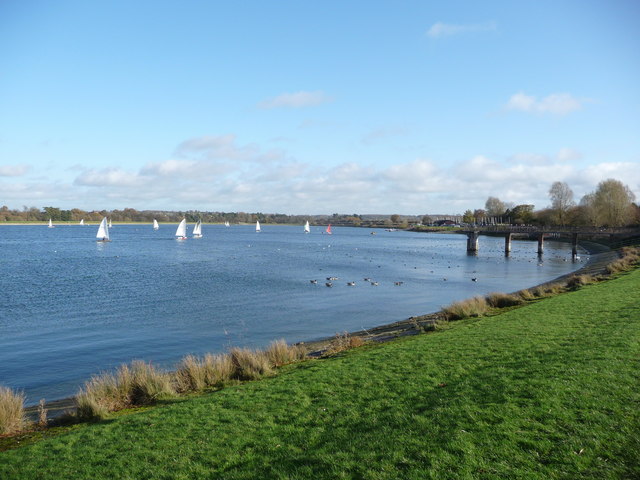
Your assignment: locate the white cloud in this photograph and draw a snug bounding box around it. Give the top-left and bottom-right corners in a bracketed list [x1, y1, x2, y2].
[426, 21, 496, 38]
[0, 164, 30, 177]
[362, 127, 409, 145]
[175, 134, 286, 164]
[557, 147, 582, 162]
[74, 168, 142, 187]
[4, 132, 639, 215]
[506, 92, 584, 115]
[258, 91, 333, 109]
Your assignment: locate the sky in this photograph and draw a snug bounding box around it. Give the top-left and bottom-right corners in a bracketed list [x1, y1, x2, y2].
[1, 0, 639, 215]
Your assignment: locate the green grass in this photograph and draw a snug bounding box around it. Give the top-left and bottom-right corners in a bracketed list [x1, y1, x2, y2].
[2, 270, 639, 479]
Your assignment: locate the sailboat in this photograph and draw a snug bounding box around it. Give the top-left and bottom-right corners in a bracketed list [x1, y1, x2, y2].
[304, 220, 310, 233]
[153, 219, 159, 230]
[48, 218, 54, 228]
[108, 218, 113, 228]
[96, 217, 110, 242]
[256, 221, 261, 232]
[175, 218, 187, 240]
[193, 220, 203, 238]
[224, 220, 230, 227]
[79, 219, 84, 226]
[325, 224, 332, 235]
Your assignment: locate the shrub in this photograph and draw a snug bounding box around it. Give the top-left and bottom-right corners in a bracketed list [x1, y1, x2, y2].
[264, 339, 307, 367]
[442, 296, 488, 320]
[485, 292, 525, 308]
[229, 348, 274, 380]
[0, 386, 26, 435]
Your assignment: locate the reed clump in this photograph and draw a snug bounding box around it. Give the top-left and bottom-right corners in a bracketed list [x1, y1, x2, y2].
[174, 353, 235, 393]
[485, 292, 525, 308]
[442, 296, 488, 320]
[75, 361, 175, 420]
[229, 348, 274, 381]
[605, 247, 640, 274]
[566, 274, 597, 290]
[264, 339, 307, 367]
[0, 386, 26, 435]
[517, 288, 536, 301]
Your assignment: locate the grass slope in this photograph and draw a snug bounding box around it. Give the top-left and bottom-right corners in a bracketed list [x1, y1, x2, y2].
[2, 270, 639, 479]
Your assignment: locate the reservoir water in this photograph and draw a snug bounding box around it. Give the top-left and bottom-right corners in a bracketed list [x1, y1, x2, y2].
[0, 224, 586, 404]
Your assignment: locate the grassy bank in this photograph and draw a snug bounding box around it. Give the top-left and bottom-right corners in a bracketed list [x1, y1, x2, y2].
[1, 267, 639, 478]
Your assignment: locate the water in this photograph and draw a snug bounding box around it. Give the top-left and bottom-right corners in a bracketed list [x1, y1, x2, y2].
[0, 224, 585, 404]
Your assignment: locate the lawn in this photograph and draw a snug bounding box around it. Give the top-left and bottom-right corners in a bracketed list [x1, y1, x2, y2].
[1, 269, 639, 479]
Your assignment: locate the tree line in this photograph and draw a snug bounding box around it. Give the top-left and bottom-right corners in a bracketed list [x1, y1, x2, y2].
[1, 178, 637, 227]
[462, 178, 639, 227]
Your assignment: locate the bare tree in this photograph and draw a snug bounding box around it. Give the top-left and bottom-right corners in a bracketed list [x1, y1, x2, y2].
[485, 196, 506, 217]
[548, 181, 575, 225]
[592, 179, 636, 226]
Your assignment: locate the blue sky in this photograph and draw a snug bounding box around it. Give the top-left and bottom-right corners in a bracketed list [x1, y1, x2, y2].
[1, 0, 639, 214]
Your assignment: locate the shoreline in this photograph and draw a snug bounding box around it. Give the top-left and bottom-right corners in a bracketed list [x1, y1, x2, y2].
[25, 239, 613, 420]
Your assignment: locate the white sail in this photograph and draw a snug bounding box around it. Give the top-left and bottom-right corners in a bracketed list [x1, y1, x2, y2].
[96, 217, 109, 241]
[175, 218, 187, 239]
[108, 218, 112, 228]
[79, 219, 84, 226]
[193, 220, 202, 237]
[48, 218, 54, 228]
[153, 219, 159, 230]
[304, 220, 310, 233]
[225, 220, 230, 227]
[256, 220, 261, 232]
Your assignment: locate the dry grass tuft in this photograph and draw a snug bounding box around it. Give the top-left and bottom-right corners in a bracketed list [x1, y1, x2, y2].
[75, 361, 175, 420]
[229, 348, 274, 380]
[325, 332, 366, 355]
[0, 386, 26, 435]
[517, 289, 536, 301]
[442, 296, 488, 320]
[486, 292, 525, 308]
[604, 247, 640, 274]
[37, 398, 48, 428]
[265, 339, 307, 367]
[566, 274, 596, 289]
[531, 282, 566, 298]
[127, 360, 175, 406]
[174, 353, 235, 393]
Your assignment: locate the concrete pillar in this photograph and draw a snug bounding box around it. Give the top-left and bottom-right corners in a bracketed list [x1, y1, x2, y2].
[504, 233, 512, 256]
[466, 231, 479, 253]
[537, 233, 545, 255]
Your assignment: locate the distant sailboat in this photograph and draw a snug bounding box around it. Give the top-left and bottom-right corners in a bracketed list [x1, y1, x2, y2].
[304, 221, 310, 233]
[193, 220, 203, 238]
[256, 221, 261, 232]
[225, 220, 230, 227]
[96, 217, 110, 242]
[108, 218, 113, 228]
[175, 218, 187, 240]
[48, 218, 54, 228]
[79, 219, 84, 226]
[153, 219, 159, 230]
[325, 224, 332, 235]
